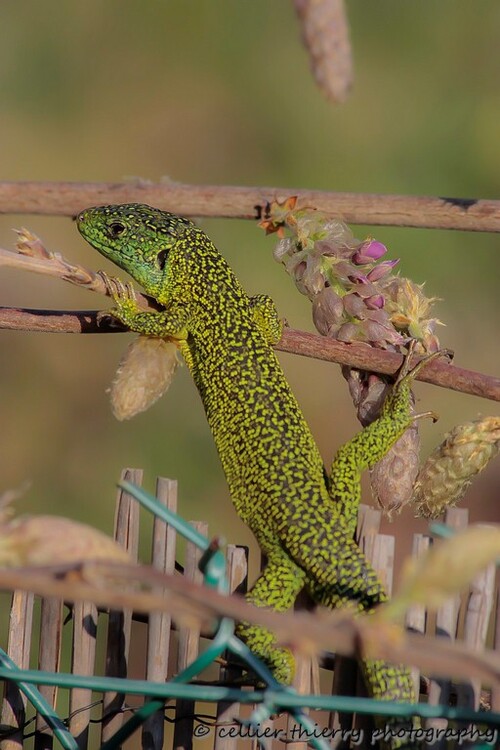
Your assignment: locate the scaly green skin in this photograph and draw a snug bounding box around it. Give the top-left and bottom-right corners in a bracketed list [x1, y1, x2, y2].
[77, 203, 419, 709]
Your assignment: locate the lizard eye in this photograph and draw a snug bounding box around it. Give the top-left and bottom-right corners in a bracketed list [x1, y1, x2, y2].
[156, 249, 169, 270]
[108, 221, 126, 238]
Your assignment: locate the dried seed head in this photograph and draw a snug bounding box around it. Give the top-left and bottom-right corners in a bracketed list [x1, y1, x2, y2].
[110, 335, 180, 420]
[371, 423, 421, 518]
[0, 515, 131, 568]
[293, 0, 353, 104]
[413, 417, 500, 519]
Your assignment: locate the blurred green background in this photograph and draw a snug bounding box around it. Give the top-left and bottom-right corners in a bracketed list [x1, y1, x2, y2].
[1, 0, 499, 620]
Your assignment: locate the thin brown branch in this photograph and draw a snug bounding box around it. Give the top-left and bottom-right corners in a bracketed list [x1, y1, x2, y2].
[0, 180, 499, 232]
[1, 307, 499, 402]
[1, 231, 498, 401]
[0, 563, 498, 690]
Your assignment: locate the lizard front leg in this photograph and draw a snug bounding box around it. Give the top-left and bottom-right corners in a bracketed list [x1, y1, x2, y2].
[99, 271, 191, 337]
[98, 271, 193, 364]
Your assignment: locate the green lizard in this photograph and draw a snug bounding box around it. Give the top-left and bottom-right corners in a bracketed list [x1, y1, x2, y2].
[77, 203, 436, 717]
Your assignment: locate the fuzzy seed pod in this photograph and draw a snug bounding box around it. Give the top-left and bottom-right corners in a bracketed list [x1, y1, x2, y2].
[413, 417, 500, 519]
[110, 335, 180, 420]
[370, 423, 421, 518]
[0, 515, 131, 568]
[293, 0, 353, 104]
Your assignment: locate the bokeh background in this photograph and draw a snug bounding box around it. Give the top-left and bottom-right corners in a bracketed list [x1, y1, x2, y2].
[0, 0, 499, 711]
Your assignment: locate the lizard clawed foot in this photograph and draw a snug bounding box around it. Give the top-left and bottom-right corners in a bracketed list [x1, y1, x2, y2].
[97, 270, 140, 328]
[394, 340, 449, 390]
[413, 409, 439, 424]
[97, 270, 136, 303]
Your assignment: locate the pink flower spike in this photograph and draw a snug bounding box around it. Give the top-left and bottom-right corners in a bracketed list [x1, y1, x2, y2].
[365, 294, 385, 309]
[352, 240, 387, 265]
[366, 258, 399, 282]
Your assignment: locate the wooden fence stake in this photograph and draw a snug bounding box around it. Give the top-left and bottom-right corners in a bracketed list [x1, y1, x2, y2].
[0, 591, 34, 750]
[69, 601, 98, 749]
[173, 521, 207, 750]
[142, 477, 178, 750]
[34, 597, 63, 750]
[405, 535, 430, 700]
[100, 468, 141, 744]
[426, 507, 469, 747]
[215, 545, 248, 750]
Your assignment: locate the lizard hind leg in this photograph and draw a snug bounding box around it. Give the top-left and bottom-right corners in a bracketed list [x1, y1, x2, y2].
[235, 549, 306, 685]
[327, 343, 445, 533]
[392, 338, 445, 388]
[380, 341, 446, 422]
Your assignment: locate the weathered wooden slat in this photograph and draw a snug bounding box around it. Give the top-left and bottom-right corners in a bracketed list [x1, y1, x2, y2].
[286, 656, 313, 750]
[492, 589, 500, 712]
[405, 535, 430, 699]
[142, 477, 178, 750]
[456, 555, 496, 711]
[34, 597, 63, 750]
[173, 521, 207, 750]
[100, 468, 141, 744]
[69, 601, 98, 750]
[354, 511, 387, 740]
[356, 505, 381, 564]
[371, 534, 395, 598]
[426, 507, 469, 747]
[214, 545, 248, 750]
[0, 591, 34, 750]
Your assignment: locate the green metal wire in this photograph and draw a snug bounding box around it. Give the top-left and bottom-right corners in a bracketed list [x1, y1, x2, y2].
[0, 649, 78, 750]
[430, 521, 457, 539]
[100, 617, 237, 750]
[0, 665, 499, 728]
[120, 479, 208, 550]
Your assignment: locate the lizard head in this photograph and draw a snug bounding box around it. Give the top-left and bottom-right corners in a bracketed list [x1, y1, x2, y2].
[76, 203, 195, 299]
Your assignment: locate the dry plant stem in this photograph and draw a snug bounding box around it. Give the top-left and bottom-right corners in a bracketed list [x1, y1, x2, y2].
[0, 180, 499, 231]
[0, 564, 499, 692]
[1, 306, 498, 402]
[0, 245, 102, 290]
[0, 242, 162, 311]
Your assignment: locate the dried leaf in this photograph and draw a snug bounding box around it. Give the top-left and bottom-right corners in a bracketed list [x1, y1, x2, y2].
[381, 525, 500, 621]
[110, 335, 180, 420]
